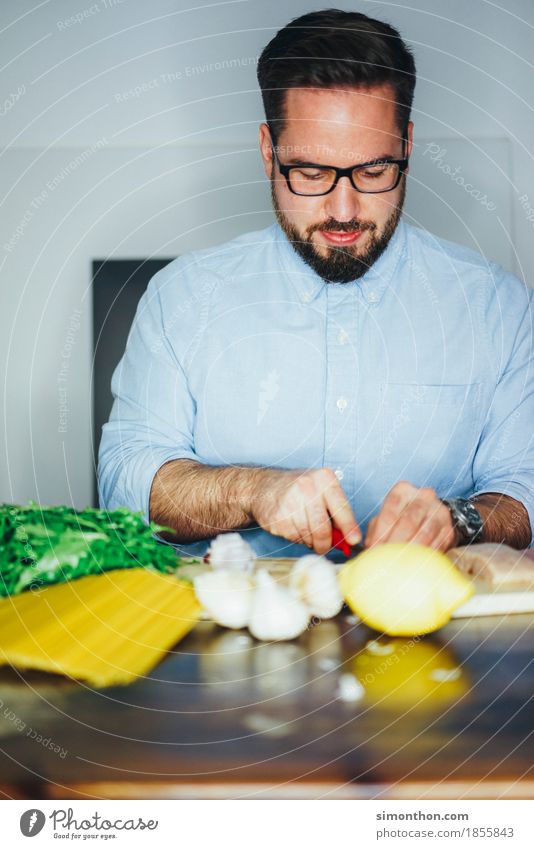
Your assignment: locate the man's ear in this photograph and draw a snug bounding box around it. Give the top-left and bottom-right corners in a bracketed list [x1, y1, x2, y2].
[400, 120, 414, 176]
[405, 120, 414, 165]
[258, 122, 274, 179]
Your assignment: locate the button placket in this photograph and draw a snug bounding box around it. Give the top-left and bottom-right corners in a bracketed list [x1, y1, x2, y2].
[323, 286, 358, 498]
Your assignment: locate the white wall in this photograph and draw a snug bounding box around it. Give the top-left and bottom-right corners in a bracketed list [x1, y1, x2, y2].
[1, 0, 533, 507]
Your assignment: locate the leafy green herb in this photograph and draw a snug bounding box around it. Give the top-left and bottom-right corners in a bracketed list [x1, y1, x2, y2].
[0, 502, 183, 597]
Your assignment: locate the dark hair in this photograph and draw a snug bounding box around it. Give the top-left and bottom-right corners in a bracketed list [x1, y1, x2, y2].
[257, 8, 416, 142]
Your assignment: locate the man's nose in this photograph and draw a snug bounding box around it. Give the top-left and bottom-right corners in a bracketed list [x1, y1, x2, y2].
[323, 175, 362, 223]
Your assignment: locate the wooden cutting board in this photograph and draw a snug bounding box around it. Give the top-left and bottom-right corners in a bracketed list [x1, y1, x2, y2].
[184, 545, 534, 619]
[448, 543, 534, 617]
[259, 551, 534, 618]
[451, 582, 534, 617]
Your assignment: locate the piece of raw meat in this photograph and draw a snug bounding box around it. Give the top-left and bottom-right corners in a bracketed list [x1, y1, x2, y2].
[448, 543, 534, 589]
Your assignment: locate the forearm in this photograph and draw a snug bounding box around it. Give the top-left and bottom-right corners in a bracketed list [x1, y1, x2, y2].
[471, 492, 531, 549]
[149, 459, 266, 542]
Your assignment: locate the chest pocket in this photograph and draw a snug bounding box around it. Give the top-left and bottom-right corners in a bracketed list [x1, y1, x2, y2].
[378, 382, 483, 490]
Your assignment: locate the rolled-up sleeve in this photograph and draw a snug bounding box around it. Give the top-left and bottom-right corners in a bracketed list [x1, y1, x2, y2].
[97, 261, 203, 523]
[472, 272, 534, 544]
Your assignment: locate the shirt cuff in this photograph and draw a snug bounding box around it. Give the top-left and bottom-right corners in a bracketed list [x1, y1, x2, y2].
[100, 446, 199, 527]
[143, 448, 200, 527]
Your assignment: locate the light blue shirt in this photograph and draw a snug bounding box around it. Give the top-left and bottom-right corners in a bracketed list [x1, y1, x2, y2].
[98, 218, 534, 559]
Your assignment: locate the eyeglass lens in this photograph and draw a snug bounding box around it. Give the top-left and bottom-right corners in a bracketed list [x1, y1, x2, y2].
[288, 162, 401, 195]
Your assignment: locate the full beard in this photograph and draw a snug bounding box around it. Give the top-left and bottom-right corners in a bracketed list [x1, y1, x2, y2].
[271, 175, 406, 284]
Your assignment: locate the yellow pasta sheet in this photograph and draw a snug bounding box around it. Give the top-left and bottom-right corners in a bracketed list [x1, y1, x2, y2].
[0, 569, 201, 687]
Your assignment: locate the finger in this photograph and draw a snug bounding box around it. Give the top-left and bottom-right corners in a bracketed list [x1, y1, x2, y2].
[383, 491, 450, 547]
[373, 484, 440, 545]
[424, 511, 457, 551]
[408, 514, 444, 546]
[420, 522, 454, 552]
[281, 476, 331, 550]
[365, 481, 416, 546]
[383, 498, 431, 543]
[408, 489, 454, 547]
[266, 503, 300, 540]
[271, 482, 308, 532]
[401, 495, 448, 543]
[268, 517, 298, 542]
[305, 503, 333, 554]
[290, 507, 314, 549]
[363, 517, 376, 548]
[320, 473, 361, 543]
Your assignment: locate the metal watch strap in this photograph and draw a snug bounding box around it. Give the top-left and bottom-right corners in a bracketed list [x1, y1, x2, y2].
[441, 497, 484, 546]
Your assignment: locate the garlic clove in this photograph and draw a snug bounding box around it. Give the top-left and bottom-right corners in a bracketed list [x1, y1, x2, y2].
[248, 570, 310, 642]
[193, 569, 253, 629]
[207, 532, 256, 572]
[289, 554, 344, 620]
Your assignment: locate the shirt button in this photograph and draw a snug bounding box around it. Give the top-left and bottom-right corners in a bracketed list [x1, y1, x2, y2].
[337, 329, 349, 345]
[336, 396, 348, 412]
[302, 291, 312, 303]
[334, 468, 344, 480]
[367, 291, 379, 303]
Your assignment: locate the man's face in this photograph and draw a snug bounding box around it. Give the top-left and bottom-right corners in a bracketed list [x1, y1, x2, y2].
[259, 84, 413, 283]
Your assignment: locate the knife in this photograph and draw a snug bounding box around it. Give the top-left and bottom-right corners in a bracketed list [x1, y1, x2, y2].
[331, 527, 365, 558]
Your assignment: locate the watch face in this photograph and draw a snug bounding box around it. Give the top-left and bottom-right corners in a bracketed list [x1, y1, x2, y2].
[465, 502, 480, 522]
[443, 498, 483, 544]
[457, 499, 483, 542]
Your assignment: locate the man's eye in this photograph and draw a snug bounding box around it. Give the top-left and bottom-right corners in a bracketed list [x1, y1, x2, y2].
[293, 169, 326, 180]
[362, 166, 388, 178]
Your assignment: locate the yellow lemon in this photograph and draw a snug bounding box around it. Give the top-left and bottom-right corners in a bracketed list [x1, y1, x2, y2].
[338, 543, 474, 636]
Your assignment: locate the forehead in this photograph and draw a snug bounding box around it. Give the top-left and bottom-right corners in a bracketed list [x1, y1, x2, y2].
[279, 84, 400, 162]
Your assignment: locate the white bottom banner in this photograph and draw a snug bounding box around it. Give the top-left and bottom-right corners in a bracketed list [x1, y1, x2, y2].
[2, 799, 533, 847]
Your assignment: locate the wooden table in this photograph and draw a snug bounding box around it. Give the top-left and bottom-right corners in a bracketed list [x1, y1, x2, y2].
[0, 606, 533, 799]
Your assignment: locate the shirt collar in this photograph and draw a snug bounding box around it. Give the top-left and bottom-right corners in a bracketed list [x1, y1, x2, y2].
[273, 217, 407, 305]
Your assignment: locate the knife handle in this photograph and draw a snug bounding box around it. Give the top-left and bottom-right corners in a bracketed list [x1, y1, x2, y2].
[331, 527, 365, 557]
[331, 527, 352, 556]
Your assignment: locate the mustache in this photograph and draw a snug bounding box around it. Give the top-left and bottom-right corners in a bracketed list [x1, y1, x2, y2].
[308, 220, 377, 236]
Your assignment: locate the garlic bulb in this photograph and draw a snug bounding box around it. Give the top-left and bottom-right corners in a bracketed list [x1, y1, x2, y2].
[289, 554, 344, 619]
[248, 570, 310, 641]
[207, 532, 255, 572]
[193, 569, 253, 629]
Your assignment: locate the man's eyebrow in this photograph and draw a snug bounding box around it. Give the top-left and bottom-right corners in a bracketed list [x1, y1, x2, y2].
[286, 158, 322, 165]
[285, 153, 399, 165]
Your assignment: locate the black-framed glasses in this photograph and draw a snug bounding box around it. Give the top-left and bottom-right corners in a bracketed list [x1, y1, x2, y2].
[271, 144, 409, 196]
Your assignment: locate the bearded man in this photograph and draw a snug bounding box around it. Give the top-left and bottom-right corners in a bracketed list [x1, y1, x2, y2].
[98, 9, 534, 559]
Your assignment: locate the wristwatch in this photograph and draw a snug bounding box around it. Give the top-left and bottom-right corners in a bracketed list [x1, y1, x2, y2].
[441, 497, 484, 546]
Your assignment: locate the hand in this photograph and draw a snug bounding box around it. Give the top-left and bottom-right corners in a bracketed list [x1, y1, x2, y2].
[365, 480, 456, 551]
[249, 467, 361, 555]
